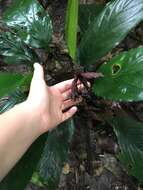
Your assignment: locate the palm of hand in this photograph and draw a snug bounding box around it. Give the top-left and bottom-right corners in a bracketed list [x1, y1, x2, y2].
[27, 63, 81, 133]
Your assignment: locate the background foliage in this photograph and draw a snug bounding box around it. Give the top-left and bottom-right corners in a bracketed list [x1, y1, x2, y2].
[1, 0, 143, 189]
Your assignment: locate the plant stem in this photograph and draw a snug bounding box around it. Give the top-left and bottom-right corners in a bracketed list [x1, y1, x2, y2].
[84, 105, 93, 175]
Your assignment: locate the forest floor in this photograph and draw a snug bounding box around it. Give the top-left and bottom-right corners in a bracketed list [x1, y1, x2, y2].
[1, 0, 143, 190]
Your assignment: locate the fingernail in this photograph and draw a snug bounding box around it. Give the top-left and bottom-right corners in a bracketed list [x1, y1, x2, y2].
[34, 62, 39, 69]
[71, 106, 78, 113]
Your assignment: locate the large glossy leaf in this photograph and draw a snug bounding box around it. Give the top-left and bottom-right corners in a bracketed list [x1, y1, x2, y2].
[65, 0, 79, 61]
[38, 119, 75, 189]
[111, 116, 143, 183]
[79, 0, 143, 67]
[0, 31, 38, 64]
[93, 47, 143, 101]
[79, 3, 104, 35]
[4, 0, 52, 49]
[0, 134, 47, 190]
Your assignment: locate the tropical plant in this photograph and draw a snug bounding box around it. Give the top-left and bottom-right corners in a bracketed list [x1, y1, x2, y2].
[1, 0, 143, 189]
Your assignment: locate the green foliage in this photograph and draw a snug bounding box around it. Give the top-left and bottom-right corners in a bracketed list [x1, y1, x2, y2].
[111, 116, 143, 182]
[0, 0, 53, 189]
[38, 119, 75, 189]
[93, 48, 143, 101]
[1, 0, 143, 188]
[0, 31, 38, 64]
[65, 0, 79, 61]
[31, 172, 45, 187]
[0, 72, 25, 98]
[79, 3, 104, 35]
[78, 0, 143, 184]
[4, 0, 53, 49]
[0, 70, 32, 105]
[79, 0, 143, 67]
[0, 89, 26, 114]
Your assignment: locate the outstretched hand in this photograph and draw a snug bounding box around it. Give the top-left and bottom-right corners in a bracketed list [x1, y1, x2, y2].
[0, 63, 83, 180]
[27, 63, 81, 133]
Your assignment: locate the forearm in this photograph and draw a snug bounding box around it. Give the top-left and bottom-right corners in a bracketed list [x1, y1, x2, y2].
[0, 101, 42, 181]
[0, 63, 80, 181]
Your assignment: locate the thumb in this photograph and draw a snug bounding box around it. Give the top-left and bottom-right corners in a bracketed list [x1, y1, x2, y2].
[28, 63, 44, 100]
[33, 63, 44, 81]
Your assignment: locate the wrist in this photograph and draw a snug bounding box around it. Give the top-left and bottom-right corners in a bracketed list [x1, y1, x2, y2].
[22, 100, 49, 135]
[17, 101, 44, 136]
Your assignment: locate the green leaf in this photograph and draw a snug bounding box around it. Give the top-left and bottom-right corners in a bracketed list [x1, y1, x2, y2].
[31, 172, 45, 188]
[0, 89, 26, 114]
[111, 116, 143, 183]
[0, 71, 32, 99]
[79, 0, 143, 67]
[19, 72, 33, 89]
[0, 31, 38, 64]
[0, 72, 25, 98]
[38, 119, 75, 189]
[0, 71, 32, 113]
[4, 0, 52, 49]
[65, 0, 79, 61]
[93, 47, 143, 101]
[79, 3, 104, 35]
[0, 134, 47, 190]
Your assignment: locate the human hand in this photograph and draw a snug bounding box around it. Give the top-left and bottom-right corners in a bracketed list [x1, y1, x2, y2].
[26, 63, 81, 134]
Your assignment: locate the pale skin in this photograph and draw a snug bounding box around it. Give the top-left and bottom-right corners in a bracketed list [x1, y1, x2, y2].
[0, 63, 81, 181]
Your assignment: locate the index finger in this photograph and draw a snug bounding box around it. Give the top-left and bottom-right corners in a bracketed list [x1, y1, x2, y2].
[53, 79, 75, 93]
